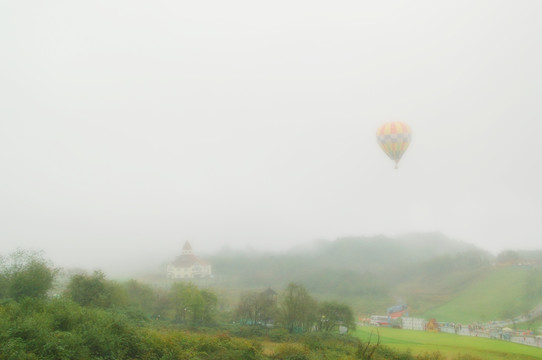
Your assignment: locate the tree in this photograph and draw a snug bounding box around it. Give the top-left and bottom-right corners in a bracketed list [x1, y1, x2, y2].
[356, 331, 381, 360]
[65, 270, 127, 308]
[200, 289, 218, 324]
[280, 283, 317, 333]
[317, 301, 355, 332]
[124, 279, 157, 315]
[0, 249, 57, 301]
[235, 290, 278, 326]
[235, 292, 258, 325]
[169, 282, 217, 326]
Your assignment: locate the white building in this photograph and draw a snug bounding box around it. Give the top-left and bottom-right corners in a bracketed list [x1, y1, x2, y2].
[402, 317, 426, 331]
[167, 241, 212, 279]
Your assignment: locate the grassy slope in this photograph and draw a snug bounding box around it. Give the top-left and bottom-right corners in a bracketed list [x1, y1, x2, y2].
[395, 266, 489, 316]
[517, 315, 542, 332]
[162, 238, 541, 327]
[354, 326, 542, 360]
[421, 267, 535, 323]
[209, 234, 490, 314]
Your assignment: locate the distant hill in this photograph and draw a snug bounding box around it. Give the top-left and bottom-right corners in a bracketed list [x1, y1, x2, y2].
[206, 234, 542, 324]
[287, 232, 481, 272]
[210, 233, 493, 314]
[213, 232, 482, 276]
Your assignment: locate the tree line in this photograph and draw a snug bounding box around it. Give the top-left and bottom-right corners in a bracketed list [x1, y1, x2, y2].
[235, 283, 355, 334]
[0, 250, 478, 359]
[0, 250, 355, 333]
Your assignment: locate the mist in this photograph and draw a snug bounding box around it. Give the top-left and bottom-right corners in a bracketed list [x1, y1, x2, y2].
[1, 0, 541, 274]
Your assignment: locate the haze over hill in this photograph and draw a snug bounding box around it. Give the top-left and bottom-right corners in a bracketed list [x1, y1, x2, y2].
[52, 231, 527, 279]
[2, 1, 542, 273]
[107, 231, 540, 324]
[67, 232, 483, 277]
[196, 232, 540, 320]
[210, 232, 489, 283]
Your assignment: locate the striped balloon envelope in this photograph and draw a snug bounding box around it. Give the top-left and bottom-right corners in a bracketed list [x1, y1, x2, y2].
[376, 121, 412, 169]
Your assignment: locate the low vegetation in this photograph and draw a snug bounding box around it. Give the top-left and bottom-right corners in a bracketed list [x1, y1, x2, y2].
[0, 250, 368, 359]
[2, 240, 542, 359]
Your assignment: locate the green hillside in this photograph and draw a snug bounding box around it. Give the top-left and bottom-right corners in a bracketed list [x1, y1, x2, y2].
[422, 266, 541, 323]
[207, 234, 542, 324]
[210, 234, 493, 314]
[211, 233, 484, 288]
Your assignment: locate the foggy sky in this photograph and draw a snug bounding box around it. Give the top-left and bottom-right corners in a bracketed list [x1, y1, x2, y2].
[1, 1, 541, 273]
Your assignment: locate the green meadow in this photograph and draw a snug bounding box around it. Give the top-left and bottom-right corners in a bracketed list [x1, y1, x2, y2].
[421, 267, 536, 324]
[354, 326, 542, 360]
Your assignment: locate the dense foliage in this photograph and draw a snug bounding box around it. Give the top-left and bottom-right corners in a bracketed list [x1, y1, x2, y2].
[235, 290, 278, 326]
[1, 246, 538, 360]
[0, 298, 262, 360]
[65, 270, 127, 308]
[0, 250, 376, 359]
[170, 282, 218, 325]
[0, 250, 57, 301]
[0, 298, 463, 360]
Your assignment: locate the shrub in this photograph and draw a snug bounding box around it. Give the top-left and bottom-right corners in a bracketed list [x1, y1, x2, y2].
[268, 327, 291, 342]
[451, 355, 482, 360]
[415, 352, 443, 360]
[0, 298, 266, 360]
[272, 343, 310, 360]
[0, 250, 57, 301]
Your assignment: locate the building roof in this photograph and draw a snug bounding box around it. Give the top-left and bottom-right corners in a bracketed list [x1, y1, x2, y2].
[170, 241, 210, 268]
[171, 254, 210, 268]
[183, 241, 193, 251]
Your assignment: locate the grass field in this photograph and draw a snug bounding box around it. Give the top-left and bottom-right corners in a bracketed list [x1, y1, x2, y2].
[354, 326, 542, 360]
[518, 316, 542, 333]
[421, 267, 534, 323]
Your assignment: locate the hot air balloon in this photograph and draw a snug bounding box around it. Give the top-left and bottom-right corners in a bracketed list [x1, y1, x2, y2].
[376, 121, 412, 169]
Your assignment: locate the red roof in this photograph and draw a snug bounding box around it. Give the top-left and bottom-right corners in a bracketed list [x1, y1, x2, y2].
[171, 254, 209, 268]
[171, 242, 210, 268]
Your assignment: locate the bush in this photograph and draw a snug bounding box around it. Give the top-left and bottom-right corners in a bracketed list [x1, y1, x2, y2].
[268, 328, 291, 342]
[0, 250, 57, 301]
[451, 355, 483, 360]
[65, 271, 128, 309]
[271, 343, 310, 360]
[0, 298, 266, 360]
[414, 352, 443, 360]
[0, 298, 142, 359]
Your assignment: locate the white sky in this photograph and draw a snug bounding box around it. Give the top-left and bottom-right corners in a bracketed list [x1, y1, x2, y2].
[1, 0, 541, 272]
